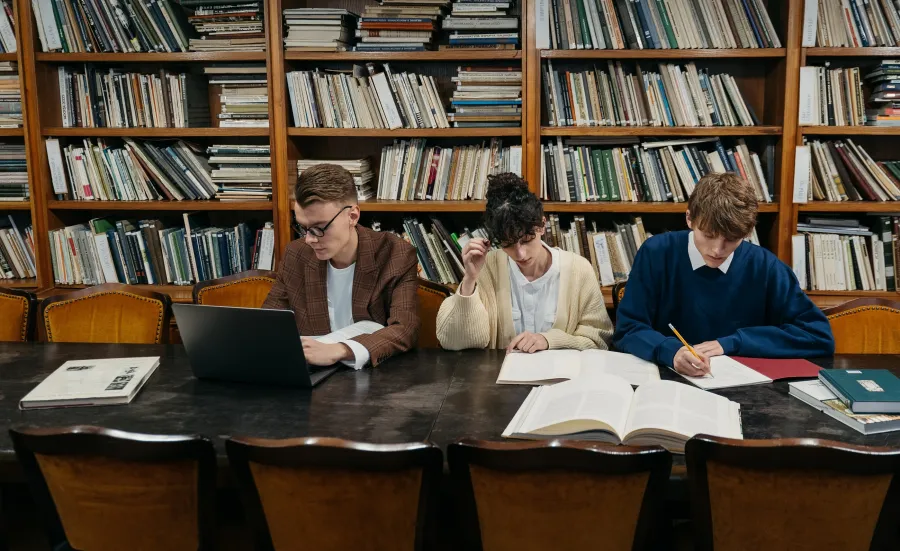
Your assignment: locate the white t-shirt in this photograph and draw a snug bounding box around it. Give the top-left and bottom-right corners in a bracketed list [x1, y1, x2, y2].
[326, 262, 370, 370]
[508, 241, 560, 335]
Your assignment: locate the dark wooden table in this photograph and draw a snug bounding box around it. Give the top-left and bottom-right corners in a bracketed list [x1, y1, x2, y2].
[0, 343, 898, 478]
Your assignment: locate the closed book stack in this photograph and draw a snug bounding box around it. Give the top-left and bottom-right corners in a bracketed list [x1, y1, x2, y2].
[287, 63, 448, 129]
[0, 0, 15, 53]
[0, 215, 36, 281]
[205, 65, 268, 128]
[184, 0, 266, 52]
[448, 67, 522, 128]
[814, 0, 900, 47]
[442, 0, 519, 50]
[798, 65, 866, 126]
[544, 60, 758, 127]
[376, 138, 522, 201]
[541, 137, 772, 202]
[284, 8, 357, 52]
[31, 0, 191, 52]
[57, 66, 209, 128]
[297, 159, 375, 201]
[865, 61, 900, 127]
[0, 62, 19, 128]
[45, 138, 216, 201]
[208, 144, 271, 201]
[806, 139, 900, 202]
[0, 143, 27, 202]
[355, 1, 449, 51]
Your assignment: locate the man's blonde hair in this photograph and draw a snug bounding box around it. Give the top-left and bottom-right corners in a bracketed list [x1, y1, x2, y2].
[295, 163, 357, 207]
[687, 173, 758, 240]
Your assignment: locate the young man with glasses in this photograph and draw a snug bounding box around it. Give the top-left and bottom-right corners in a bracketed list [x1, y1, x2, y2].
[263, 163, 420, 368]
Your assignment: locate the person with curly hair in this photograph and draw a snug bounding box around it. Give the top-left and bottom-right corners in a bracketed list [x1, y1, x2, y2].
[436, 172, 613, 352]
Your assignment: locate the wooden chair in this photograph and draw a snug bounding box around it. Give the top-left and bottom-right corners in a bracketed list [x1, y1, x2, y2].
[40, 283, 171, 344]
[10, 426, 216, 551]
[417, 278, 453, 348]
[225, 436, 443, 551]
[193, 270, 276, 308]
[612, 281, 627, 309]
[0, 288, 36, 342]
[686, 435, 900, 551]
[823, 298, 900, 354]
[447, 439, 672, 551]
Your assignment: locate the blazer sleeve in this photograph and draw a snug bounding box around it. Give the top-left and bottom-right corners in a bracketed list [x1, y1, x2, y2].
[261, 245, 294, 310]
[436, 272, 493, 351]
[351, 246, 421, 366]
[542, 259, 613, 351]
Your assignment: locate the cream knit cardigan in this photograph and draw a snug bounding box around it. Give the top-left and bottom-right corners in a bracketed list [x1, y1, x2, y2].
[436, 248, 613, 350]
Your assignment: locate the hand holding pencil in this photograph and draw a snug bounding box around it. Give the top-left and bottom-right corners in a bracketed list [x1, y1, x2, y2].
[668, 323, 712, 378]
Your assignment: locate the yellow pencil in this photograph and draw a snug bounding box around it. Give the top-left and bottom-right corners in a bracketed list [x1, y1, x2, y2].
[667, 323, 713, 377]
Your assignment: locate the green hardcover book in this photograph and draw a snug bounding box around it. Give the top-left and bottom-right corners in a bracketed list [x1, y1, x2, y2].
[654, 0, 677, 48]
[575, 0, 592, 48]
[591, 149, 610, 201]
[819, 369, 900, 414]
[569, 0, 584, 48]
[602, 149, 621, 202]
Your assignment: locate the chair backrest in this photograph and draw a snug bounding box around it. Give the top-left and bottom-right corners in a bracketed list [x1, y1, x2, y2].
[448, 439, 672, 551]
[823, 298, 900, 354]
[226, 436, 443, 551]
[40, 284, 171, 344]
[193, 270, 277, 308]
[417, 278, 453, 348]
[0, 288, 36, 342]
[612, 281, 626, 309]
[687, 435, 900, 551]
[10, 426, 216, 551]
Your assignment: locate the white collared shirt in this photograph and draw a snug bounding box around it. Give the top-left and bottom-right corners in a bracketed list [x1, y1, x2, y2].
[508, 241, 560, 334]
[326, 261, 370, 370]
[688, 231, 734, 274]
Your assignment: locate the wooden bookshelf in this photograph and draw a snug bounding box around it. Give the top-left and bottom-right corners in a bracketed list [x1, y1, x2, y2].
[540, 126, 783, 136]
[359, 200, 487, 213]
[47, 200, 274, 212]
[798, 202, 900, 212]
[541, 48, 787, 59]
[0, 278, 37, 289]
[42, 127, 271, 138]
[800, 127, 900, 136]
[288, 128, 523, 138]
[0, 201, 31, 210]
[543, 202, 780, 213]
[0, 128, 23, 137]
[285, 51, 522, 61]
[0, 53, 15, 62]
[35, 52, 267, 62]
[804, 47, 900, 57]
[55, 284, 194, 303]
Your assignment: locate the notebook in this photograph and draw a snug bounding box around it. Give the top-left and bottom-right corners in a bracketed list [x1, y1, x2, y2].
[502, 373, 743, 453]
[496, 350, 661, 386]
[789, 380, 900, 435]
[20, 357, 160, 410]
[675, 356, 773, 390]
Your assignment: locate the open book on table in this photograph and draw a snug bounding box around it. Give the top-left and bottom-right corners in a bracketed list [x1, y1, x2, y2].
[314, 320, 384, 344]
[497, 350, 661, 386]
[503, 373, 743, 453]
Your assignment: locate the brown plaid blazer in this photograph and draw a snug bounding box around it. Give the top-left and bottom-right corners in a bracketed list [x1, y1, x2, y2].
[262, 226, 420, 366]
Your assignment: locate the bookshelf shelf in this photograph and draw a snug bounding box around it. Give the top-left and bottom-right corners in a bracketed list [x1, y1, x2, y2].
[543, 202, 779, 213]
[47, 200, 274, 212]
[288, 128, 522, 138]
[0, 202, 32, 211]
[359, 200, 486, 212]
[804, 47, 900, 57]
[42, 127, 271, 137]
[0, 53, 15, 62]
[34, 52, 268, 63]
[798, 202, 900, 212]
[0, 278, 37, 289]
[285, 51, 522, 61]
[55, 283, 194, 303]
[806, 290, 900, 298]
[801, 126, 900, 136]
[0, 128, 23, 137]
[541, 48, 786, 59]
[540, 126, 783, 137]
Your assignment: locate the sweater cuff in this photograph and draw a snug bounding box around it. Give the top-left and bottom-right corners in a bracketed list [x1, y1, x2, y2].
[657, 337, 684, 368]
[718, 333, 742, 356]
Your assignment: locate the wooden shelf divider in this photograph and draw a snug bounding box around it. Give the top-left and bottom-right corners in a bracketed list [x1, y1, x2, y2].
[804, 47, 900, 57]
[801, 126, 900, 135]
[288, 127, 522, 138]
[359, 200, 486, 212]
[0, 201, 32, 211]
[42, 127, 271, 137]
[798, 202, 900, 212]
[540, 126, 783, 136]
[0, 278, 37, 289]
[286, 50, 522, 61]
[35, 52, 268, 62]
[0, 128, 24, 137]
[47, 200, 274, 212]
[541, 48, 786, 59]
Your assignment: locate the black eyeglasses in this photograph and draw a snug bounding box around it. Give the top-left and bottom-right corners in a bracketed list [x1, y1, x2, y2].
[293, 205, 351, 238]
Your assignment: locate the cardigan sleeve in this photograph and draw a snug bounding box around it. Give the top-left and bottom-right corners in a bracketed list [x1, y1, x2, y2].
[436, 275, 493, 350]
[541, 258, 613, 351]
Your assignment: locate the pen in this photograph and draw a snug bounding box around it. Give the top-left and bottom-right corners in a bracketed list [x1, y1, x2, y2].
[667, 323, 714, 378]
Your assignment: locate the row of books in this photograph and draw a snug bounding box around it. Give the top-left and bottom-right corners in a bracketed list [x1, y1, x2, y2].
[540, 137, 772, 203]
[48, 215, 275, 286]
[186, 0, 265, 52]
[31, 0, 190, 53]
[0, 215, 35, 280]
[444, 0, 519, 50]
[543, 60, 758, 127]
[0, 62, 19, 128]
[798, 65, 865, 126]
[209, 144, 270, 201]
[376, 138, 522, 201]
[206, 64, 268, 128]
[0, 0, 14, 53]
[297, 159, 376, 201]
[538, 0, 780, 50]
[392, 217, 487, 285]
[793, 216, 898, 292]
[287, 64, 449, 130]
[449, 68, 522, 127]
[57, 66, 208, 128]
[812, 0, 900, 47]
[0, 143, 27, 202]
[806, 139, 900, 202]
[282, 8, 353, 51]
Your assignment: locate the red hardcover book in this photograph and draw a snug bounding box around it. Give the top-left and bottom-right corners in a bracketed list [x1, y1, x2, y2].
[730, 357, 822, 381]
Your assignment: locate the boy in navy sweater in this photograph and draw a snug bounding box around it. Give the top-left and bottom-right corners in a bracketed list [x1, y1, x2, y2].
[613, 173, 834, 377]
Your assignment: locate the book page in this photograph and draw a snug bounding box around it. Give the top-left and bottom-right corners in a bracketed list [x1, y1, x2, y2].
[315, 321, 385, 344]
[678, 356, 772, 390]
[624, 380, 743, 442]
[496, 350, 583, 384]
[579, 350, 661, 386]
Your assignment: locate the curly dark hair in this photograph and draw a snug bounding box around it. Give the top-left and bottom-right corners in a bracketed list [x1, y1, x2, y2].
[484, 172, 544, 247]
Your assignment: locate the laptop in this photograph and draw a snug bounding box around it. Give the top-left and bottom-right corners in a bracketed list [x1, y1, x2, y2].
[172, 304, 339, 388]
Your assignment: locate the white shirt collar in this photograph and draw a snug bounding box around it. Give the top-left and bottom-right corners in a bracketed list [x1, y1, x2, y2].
[509, 240, 559, 286]
[688, 231, 734, 274]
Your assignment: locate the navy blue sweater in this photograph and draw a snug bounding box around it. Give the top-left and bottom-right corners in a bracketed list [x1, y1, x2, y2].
[613, 231, 834, 367]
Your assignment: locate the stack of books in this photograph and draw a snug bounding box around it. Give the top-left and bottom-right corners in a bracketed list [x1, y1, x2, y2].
[442, 0, 518, 50]
[544, 60, 758, 127]
[793, 216, 898, 292]
[0, 62, 19, 127]
[355, 1, 448, 51]
[0, 0, 15, 53]
[45, 138, 216, 201]
[297, 159, 376, 201]
[0, 143, 26, 202]
[48, 215, 275, 286]
[185, 0, 266, 52]
[31, 0, 190, 52]
[208, 144, 271, 201]
[790, 378, 900, 435]
[376, 138, 522, 201]
[0, 215, 35, 281]
[541, 0, 780, 49]
[448, 67, 522, 128]
[865, 61, 900, 127]
[541, 137, 773, 203]
[56, 67, 209, 128]
[798, 65, 865, 126]
[283, 8, 357, 51]
[813, 0, 900, 47]
[806, 139, 900, 202]
[287, 64, 448, 129]
[205, 65, 268, 128]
